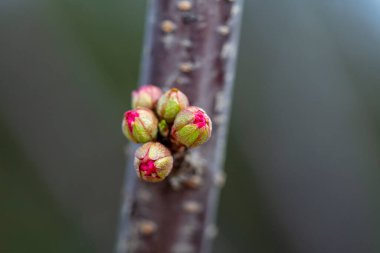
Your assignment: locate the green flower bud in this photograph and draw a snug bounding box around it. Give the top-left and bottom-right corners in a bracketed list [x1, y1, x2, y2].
[134, 142, 174, 182]
[171, 106, 212, 148]
[156, 88, 189, 123]
[158, 120, 169, 137]
[132, 85, 162, 109]
[122, 108, 158, 143]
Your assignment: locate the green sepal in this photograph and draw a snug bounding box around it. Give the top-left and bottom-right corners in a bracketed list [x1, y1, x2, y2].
[158, 120, 169, 137]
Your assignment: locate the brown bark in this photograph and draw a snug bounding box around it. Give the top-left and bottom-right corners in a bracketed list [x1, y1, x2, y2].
[116, 0, 243, 252]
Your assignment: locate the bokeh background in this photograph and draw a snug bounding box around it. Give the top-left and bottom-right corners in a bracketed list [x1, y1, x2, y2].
[1, 0, 380, 252]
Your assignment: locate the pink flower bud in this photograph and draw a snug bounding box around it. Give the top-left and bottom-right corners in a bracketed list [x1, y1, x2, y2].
[156, 88, 189, 123]
[132, 85, 162, 109]
[122, 108, 158, 143]
[171, 106, 212, 148]
[134, 142, 174, 182]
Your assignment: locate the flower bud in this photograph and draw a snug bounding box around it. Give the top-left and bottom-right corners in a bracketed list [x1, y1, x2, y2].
[156, 88, 189, 123]
[132, 85, 162, 109]
[171, 106, 212, 148]
[122, 108, 158, 143]
[158, 120, 169, 137]
[134, 142, 174, 182]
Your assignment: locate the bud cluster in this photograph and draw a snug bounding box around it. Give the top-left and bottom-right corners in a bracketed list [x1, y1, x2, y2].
[122, 85, 212, 182]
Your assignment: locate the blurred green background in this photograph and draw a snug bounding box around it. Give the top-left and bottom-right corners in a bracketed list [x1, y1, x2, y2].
[1, 1, 380, 252]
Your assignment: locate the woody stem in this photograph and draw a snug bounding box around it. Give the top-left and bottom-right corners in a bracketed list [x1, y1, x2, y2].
[115, 0, 244, 252]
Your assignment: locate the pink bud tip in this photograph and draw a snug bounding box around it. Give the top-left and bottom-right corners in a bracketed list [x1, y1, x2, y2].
[125, 111, 139, 132]
[139, 160, 160, 178]
[140, 85, 156, 92]
[193, 110, 207, 128]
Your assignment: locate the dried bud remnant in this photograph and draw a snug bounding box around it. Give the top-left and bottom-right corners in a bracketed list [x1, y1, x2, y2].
[132, 85, 162, 109]
[183, 200, 203, 213]
[177, 0, 193, 11]
[161, 20, 176, 33]
[184, 175, 203, 189]
[134, 142, 173, 182]
[138, 220, 157, 235]
[157, 88, 189, 123]
[171, 106, 212, 148]
[122, 108, 158, 143]
[179, 62, 194, 73]
[217, 25, 230, 36]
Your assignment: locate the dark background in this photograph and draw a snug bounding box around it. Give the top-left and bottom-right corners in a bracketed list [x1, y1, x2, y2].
[1, 1, 380, 252]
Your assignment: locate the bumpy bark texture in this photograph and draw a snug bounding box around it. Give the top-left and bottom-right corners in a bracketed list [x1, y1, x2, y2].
[116, 0, 243, 252]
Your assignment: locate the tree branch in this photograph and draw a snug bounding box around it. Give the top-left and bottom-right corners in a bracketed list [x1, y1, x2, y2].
[116, 0, 243, 252]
